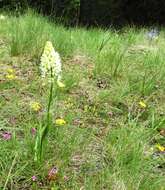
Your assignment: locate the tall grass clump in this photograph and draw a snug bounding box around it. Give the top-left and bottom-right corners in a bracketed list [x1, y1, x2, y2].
[127, 39, 165, 96]
[93, 29, 137, 78]
[103, 122, 165, 190]
[8, 11, 49, 57]
[2, 10, 75, 58]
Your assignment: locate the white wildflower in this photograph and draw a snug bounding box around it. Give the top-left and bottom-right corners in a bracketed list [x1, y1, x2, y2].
[40, 41, 62, 80]
[0, 15, 6, 20]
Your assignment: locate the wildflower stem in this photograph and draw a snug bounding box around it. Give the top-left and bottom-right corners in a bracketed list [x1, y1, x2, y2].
[141, 70, 146, 96]
[41, 70, 54, 156]
[113, 45, 128, 77]
[34, 69, 54, 162]
[47, 70, 54, 127]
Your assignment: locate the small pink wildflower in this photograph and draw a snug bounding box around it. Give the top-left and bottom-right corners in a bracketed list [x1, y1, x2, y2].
[48, 167, 58, 176]
[64, 175, 69, 181]
[47, 166, 58, 180]
[2, 132, 12, 140]
[31, 128, 37, 135]
[73, 119, 82, 126]
[108, 111, 113, 117]
[32, 175, 37, 181]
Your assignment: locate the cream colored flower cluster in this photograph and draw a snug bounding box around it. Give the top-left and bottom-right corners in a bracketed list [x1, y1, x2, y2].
[40, 41, 61, 80]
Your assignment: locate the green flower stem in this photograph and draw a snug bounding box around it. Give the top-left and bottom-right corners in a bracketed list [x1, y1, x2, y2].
[47, 78, 53, 128]
[34, 69, 54, 162]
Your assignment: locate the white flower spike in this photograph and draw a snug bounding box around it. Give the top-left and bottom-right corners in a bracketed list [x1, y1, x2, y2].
[40, 41, 62, 80]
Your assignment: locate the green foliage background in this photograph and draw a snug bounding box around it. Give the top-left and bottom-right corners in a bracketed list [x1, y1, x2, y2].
[80, 0, 165, 26]
[1, 0, 80, 24]
[1, 0, 165, 25]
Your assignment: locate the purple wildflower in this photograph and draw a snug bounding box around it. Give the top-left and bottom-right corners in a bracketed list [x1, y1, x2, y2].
[48, 167, 58, 177]
[32, 175, 37, 181]
[108, 111, 113, 117]
[31, 128, 37, 135]
[2, 132, 12, 140]
[64, 175, 69, 181]
[47, 166, 58, 180]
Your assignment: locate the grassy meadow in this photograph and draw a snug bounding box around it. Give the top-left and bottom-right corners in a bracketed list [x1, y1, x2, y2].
[0, 11, 165, 190]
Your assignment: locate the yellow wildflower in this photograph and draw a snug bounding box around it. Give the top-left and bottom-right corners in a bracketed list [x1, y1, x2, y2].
[139, 101, 147, 108]
[156, 144, 165, 152]
[55, 118, 66, 126]
[7, 68, 15, 74]
[6, 74, 16, 80]
[30, 102, 41, 112]
[57, 80, 65, 88]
